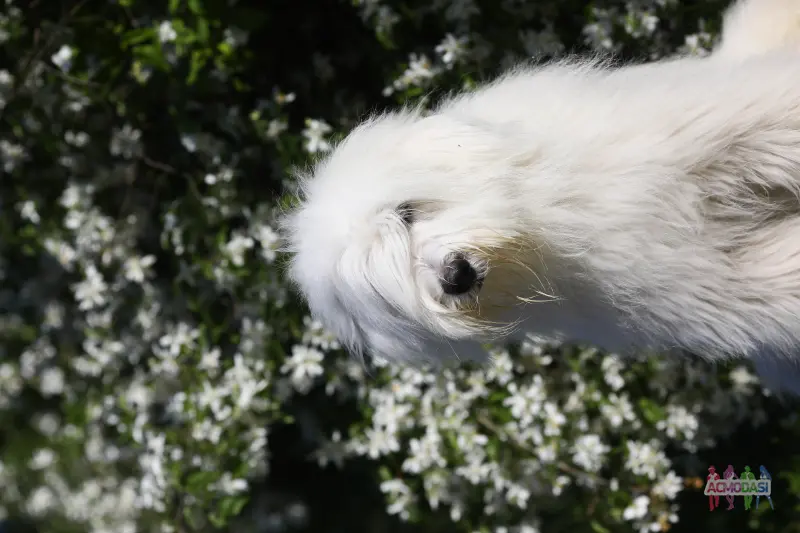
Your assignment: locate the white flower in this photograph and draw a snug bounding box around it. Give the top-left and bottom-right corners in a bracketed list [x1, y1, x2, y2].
[625, 440, 670, 480]
[602, 355, 626, 390]
[359, 427, 401, 459]
[39, 367, 65, 397]
[29, 449, 56, 470]
[505, 483, 531, 509]
[583, 8, 616, 51]
[34, 413, 61, 436]
[301, 316, 341, 351]
[26, 486, 56, 516]
[371, 392, 413, 434]
[214, 472, 248, 495]
[198, 347, 221, 374]
[274, 90, 296, 105]
[223, 27, 248, 47]
[110, 124, 143, 158]
[0, 69, 13, 87]
[404, 53, 436, 83]
[266, 119, 288, 139]
[657, 405, 699, 441]
[402, 428, 446, 473]
[572, 434, 610, 473]
[73, 264, 108, 310]
[158, 322, 200, 358]
[65, 130, 90, 147]
[196, 380, 229, 416]
[224, 354, 268, 411]
[125, 379, 154, 411]
[535, 442, 557, 464]
[180, 134, 197, 152]
[224, 232, 254, 267]
[302, 118, 333, 153]
[552, 475, 571, 496]
[281, 345, 325, 393]
[542, 401, 566, 436]
[600, 393, 637, 428]
[485, 349, 514, 385]
[622, 494, 650, 521]
[60, 183, 85, 208]
[254, 224, 280, 263]
[730, 365, 759, 391]
[380, 479, 415, 521]
[18, 200, 40, 223]
[158, 21, 177, 43]
[0, 139, 27, 172]
[504, 377, 547, 426]
[652, 470, 683, 500]
[51, 45, 73, 70]
[44, 238, 77, 269]
[123, 255, 156, 283]
[624, 10, 659, 38]
[679, 23, 713, 57]
[435, 33, 468, 65]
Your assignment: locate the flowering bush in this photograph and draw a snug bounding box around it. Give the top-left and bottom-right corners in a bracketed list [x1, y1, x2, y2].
[2, 0, 800, 533]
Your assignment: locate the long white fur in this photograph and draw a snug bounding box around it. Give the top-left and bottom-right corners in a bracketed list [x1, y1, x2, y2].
[716, 0, 800, 59]
[283, 0, 800, 393]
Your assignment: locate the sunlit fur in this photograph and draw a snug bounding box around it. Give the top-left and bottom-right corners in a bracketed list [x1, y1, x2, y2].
[283, 0, 800, 392]
[715, 0, 800, 60]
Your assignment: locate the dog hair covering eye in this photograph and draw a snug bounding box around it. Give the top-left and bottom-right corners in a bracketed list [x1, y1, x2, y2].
[283, 0, 800, 394]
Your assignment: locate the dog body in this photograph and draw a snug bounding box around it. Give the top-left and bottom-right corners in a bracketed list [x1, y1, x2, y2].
[716, 0, 800, 59]
[285, 0, 800, 392]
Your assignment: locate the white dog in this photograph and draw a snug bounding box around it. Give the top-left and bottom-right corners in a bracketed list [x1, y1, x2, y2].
[283, 0, 800, 393]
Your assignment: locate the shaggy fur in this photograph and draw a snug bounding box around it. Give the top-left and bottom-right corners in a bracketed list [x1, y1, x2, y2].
[716, 0, 800, 59]
[283, 0, 800, 393]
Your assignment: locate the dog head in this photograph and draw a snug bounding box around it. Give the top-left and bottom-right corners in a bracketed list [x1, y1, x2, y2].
[282, 109, 555, 364]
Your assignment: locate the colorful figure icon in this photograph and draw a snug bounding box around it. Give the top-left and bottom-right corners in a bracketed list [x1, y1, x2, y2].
[707, 466, 720, 511]
[723, 465, 737, 510]
[741, 466, 756, 510]
[757, 465, 774, 510]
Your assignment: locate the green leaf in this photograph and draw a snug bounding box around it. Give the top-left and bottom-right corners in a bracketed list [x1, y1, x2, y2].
[378, 466, 393, 482]
[187, 49, 209, 84]
[121, 28, 156, 48]
[638, 398, 666, 424]
[185, 470, 218, 492]
[134, 44, 171, 72]
[195, 17, 210, 43]
[188, 0, 203, 15]
[217, 495, 249, 520]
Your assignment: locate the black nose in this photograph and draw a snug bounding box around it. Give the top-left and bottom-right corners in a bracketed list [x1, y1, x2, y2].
[442, 256, 478, 295]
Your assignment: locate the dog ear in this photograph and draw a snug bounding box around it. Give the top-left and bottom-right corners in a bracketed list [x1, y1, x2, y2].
[284, 239, 366, 358]
[308, 290, 367, 360]
[360, 319, 492, 366]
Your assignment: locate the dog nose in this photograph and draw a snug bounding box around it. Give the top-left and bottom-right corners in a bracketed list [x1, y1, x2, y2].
[442, 256, 478, 295]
